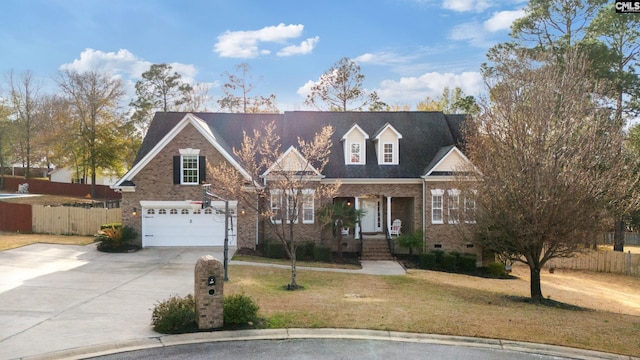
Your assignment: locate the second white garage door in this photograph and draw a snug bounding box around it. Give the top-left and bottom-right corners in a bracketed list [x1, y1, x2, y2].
[140, 201, 237, 247]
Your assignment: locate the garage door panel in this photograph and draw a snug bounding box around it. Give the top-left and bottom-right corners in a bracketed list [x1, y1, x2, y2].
[142, 205, 236, 247]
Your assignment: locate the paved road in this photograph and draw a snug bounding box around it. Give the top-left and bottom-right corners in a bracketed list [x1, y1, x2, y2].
[89, 338, 580, 360]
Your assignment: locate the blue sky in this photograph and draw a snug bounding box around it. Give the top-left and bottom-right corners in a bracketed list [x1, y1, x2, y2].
[0, 0, 526, 111]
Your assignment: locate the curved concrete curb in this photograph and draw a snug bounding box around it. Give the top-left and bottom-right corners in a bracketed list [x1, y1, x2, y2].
[22, 329, 639, 360]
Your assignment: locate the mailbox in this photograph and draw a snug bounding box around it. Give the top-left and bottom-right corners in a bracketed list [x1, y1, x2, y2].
[194, 255, 224, 329]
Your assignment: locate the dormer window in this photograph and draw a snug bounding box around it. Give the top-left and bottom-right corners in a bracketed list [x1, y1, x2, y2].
[383, 143, 394, 163]
[373, 123, 402, 165]
[342, 124, 369, 165]
[350, 143, 362, 163]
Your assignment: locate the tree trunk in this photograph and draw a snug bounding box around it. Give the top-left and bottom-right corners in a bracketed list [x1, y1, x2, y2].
[529, 266, 543, 303]
[613, 217, 625, 252]
[289, 247, 297, 289]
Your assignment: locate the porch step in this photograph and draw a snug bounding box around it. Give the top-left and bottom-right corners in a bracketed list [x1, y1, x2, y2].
[361, 238, 394, 261]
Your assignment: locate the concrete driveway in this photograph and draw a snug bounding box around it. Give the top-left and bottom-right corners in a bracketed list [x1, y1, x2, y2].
[0, 243, 232, 359]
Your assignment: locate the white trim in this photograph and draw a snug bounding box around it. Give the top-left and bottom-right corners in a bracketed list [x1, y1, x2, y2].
[347, 141, 365, 165]
[321, 178, 422, 185]
[112, 113, 253, 190]
[447, 189, 460, 224]
[341, 124, 370, 141]
[179, 148, 200, 155]
[262, 146, 323, 178]
[423, 146, 475, 177]
[140, 200, 238, 209]
[431, 189, 444, 225]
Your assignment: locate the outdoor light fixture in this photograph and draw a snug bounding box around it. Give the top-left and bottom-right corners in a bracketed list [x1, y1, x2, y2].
[240, 207, 246, 216]
[346, 200, 352, 206]
[132, 207, 137, 216]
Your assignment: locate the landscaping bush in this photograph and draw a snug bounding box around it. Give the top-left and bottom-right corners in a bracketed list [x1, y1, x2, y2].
[100, 222, 122, 230]
[418, 252, 437, 270]
[441, 252, 458, 272]
[223, 294, 259, 327]
[95, 225, 138, 252]
[295, 241, 315, 260]
[313, 245, 331, 262]
[396, 231, 424, 255]
[265, 241, 286, 259]
[431, 249, 445, 266]
[151, 294, 197, 334]
[458, 253, 478, 273]
[485, 262, 508, 278]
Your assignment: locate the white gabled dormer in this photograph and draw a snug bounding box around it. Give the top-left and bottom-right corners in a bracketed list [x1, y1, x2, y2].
[341, 124, 369, 165]
[261, 145, 323, 180]
[373, 123, 402, 165]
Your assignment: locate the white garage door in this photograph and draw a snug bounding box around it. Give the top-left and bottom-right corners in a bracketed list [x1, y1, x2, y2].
[140, 201, 236, 247]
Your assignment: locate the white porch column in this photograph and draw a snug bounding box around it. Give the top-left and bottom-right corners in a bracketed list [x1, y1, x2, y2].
[386, 196, 392, 235]
[354, 197, 360, 240]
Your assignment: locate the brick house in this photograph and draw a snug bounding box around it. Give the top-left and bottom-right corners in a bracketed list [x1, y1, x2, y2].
[112, 111, 480, 261]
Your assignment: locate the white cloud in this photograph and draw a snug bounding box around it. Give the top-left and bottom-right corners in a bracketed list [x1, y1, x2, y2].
[215, 23, 317, 58]
[296, 80, 316, 98]
[59, 48, 151, 77]
[442, 0, 491, 12]
[448, 22, 491, 47]
[354, 52, 416, 66]
[59, 48, 198, 83]
[375, 71, 483, 106]
[483, 9, 526, 32]
[277, 36, 320, 56]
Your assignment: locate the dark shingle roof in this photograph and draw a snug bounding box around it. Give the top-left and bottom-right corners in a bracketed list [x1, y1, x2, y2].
[135, 111, 465, 179]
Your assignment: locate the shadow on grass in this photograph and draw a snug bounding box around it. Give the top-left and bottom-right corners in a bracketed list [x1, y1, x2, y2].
[504, 295, 590, 311]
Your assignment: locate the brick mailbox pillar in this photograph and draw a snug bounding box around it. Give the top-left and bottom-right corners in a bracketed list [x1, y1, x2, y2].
[194, 255, 224, 329]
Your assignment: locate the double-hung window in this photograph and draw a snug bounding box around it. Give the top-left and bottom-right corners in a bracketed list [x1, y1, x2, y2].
[270, 189, 315, 224]
[464, 190, 477, 224]
[270, 191, 283, 224]
[182, 155, 199, 184]
[350, 143, 362, 164]
[174, 148, 205, 185]
[302, 190, 315, 224]
[383, 143, 394, 163]
[431, 189, 444, 224]
[448, 189, 460, 224]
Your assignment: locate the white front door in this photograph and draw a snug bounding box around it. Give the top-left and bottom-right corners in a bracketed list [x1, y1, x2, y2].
[360, 198, 382, 233]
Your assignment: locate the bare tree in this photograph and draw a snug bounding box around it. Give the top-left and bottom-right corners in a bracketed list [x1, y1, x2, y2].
[56, 69, 126, 197]
[462, 49, 639, 302]
[7, 70, 41, 179]
[217, 63, 279, 113]
[304, 57, 382, 111]
[208, 121, 337, 289]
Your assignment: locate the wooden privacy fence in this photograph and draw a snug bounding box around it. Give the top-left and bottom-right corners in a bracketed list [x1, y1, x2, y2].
[32, 205, 122, 235]
[548, 250, 640, 276]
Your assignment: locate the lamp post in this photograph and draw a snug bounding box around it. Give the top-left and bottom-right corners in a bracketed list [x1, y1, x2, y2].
[202, 184, 230, 281]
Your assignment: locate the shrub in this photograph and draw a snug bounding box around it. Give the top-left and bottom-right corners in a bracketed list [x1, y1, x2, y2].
[224, 294, 259, 326]
[418, 252, 436, 270]
[295, 242, 315, 260]
[265, 241, 285, 259]
[313, 245, 331, 262]
[151, 294, 197, 334]
[95, 225, 138, 252]
[396, 231, 424, 255]
[100, 222, 122, 230]
[485, 262, 508, 278]
[458, 253, 477, 273]
[441, 252, 457, 272]
[431, 249, 445, 266]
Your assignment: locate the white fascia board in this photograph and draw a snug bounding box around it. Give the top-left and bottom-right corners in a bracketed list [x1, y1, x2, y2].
[341, 124, 370, 141]
[112, 113, 252, 188]
[261, 146, 323, 178]
[321, 178, 422, 185]
[423, 146, 476, 177]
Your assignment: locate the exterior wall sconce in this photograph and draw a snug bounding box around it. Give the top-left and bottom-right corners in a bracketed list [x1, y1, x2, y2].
[346, 200, 352, 206]
[240, 207, 246, 216]
[132, 207, 138, 216]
